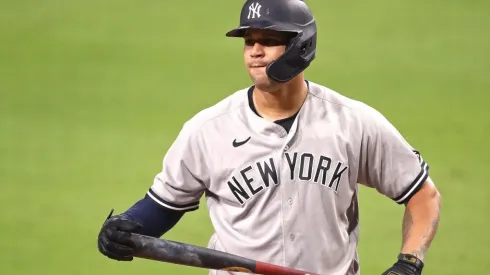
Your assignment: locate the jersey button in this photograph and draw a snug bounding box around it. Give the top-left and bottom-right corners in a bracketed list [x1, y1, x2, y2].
[287, 198, 293, 205]
[290, 234, 295, 241]
[284, 145, 290, 151]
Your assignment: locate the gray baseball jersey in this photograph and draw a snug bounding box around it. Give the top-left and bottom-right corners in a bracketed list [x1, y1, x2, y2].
[147, 81, 429, 275]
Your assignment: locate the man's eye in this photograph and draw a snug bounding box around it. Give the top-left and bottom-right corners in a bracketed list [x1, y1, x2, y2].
[261, 38, 289, 46]
[261, 39, 283, 46]
[244, 38, 286, 47]
[244, 39, 255, 46]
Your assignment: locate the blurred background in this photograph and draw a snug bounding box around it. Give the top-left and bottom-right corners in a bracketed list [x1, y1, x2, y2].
[1, 0, 489, 274]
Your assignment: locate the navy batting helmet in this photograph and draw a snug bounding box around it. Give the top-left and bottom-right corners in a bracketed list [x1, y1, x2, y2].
[226, 0, 317, 83]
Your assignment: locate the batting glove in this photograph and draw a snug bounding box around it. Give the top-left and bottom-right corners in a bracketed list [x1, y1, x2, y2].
[97, 209, 142, 261]
[382, 253, 424, 275]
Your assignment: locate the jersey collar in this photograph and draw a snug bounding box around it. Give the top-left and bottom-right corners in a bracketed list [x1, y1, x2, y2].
[240, 80, 310, 140]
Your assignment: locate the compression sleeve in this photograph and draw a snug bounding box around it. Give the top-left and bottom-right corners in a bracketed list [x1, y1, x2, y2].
[122, 194, 184, 238]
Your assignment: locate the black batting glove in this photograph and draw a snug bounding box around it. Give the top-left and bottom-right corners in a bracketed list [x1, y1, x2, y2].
[382, 253, 424, 275]
[97, 209, 142, 261]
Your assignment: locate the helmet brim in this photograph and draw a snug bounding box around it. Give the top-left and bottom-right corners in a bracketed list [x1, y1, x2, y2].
[225, 21, 299, 37]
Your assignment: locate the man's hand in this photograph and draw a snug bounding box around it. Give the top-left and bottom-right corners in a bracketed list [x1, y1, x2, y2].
[97, 209, 142, 261]
[382, 254, 424, 275]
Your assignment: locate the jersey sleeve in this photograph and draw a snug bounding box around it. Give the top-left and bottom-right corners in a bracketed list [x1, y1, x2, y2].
[147, 121, 209, 212]
[357, 105, 429, 204]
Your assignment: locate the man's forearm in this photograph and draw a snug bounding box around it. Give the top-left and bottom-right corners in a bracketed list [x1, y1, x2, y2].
[124, 194, 185, 237]
[401, 179, 441, 261]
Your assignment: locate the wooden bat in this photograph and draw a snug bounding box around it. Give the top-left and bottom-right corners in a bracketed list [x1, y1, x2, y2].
[130, 233, 320, 275]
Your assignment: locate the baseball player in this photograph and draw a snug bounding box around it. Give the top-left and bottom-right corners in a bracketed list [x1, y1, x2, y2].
[97, 0, 441, 274]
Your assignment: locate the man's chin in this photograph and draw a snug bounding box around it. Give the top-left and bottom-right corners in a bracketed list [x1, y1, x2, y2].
[252, 77, 272, 89]
[250, 71, 268, 83]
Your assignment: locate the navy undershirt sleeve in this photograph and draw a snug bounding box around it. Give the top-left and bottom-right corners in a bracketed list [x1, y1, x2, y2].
[122, 195, 184, 238]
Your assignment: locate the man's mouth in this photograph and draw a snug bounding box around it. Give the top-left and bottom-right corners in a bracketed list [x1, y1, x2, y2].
[250, 63, 268, 68]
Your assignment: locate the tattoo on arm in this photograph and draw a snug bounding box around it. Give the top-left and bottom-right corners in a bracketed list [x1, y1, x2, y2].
[403, 195, 441, 259]
[402, 206, 413, 246]
[417, 195, 441, 255]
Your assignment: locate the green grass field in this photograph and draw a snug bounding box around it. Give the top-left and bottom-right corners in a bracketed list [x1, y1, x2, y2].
[1, 0, 489, 274]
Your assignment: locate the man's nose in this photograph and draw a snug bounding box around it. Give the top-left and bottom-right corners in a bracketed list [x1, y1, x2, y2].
[250, 42, 265, 58]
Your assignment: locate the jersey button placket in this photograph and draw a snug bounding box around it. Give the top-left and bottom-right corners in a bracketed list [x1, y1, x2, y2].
[280, 132, 297, 265]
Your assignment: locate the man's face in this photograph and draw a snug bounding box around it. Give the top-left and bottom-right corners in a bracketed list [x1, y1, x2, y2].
[243, 29, 291, 91]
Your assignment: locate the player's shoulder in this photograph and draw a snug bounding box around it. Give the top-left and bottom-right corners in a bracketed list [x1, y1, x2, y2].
[308, 81, 395, 127]
[307, 81, 389, 123]
[307, 81, 371, 111]
[180, 86, 249, 132]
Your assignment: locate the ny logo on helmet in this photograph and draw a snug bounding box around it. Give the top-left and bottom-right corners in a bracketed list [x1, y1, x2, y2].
[247, 2, 262, 19]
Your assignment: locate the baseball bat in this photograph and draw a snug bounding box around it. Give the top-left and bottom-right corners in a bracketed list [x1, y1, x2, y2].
[130, 233, 320, 275]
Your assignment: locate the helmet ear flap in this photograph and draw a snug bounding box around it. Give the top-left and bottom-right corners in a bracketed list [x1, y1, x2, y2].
[267, 42, 307, 82]
[266, 31, 316, 83]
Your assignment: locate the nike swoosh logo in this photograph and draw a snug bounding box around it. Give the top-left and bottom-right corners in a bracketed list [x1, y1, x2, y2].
[232, 136, 251, 147]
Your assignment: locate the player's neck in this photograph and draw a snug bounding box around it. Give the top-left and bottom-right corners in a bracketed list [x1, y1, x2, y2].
[253, 77, 307, 121]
